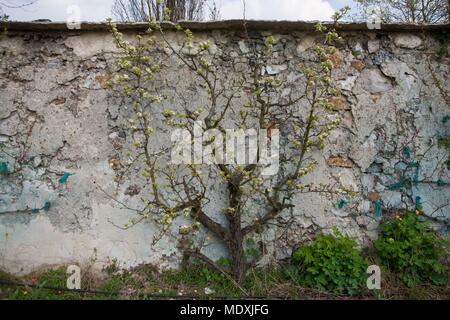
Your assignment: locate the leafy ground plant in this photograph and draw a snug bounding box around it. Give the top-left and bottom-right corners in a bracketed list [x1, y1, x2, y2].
[290, 231, 368, 295]
[374, 211, 449, 287]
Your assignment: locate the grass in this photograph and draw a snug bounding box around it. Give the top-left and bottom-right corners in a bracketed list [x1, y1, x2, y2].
[0, 263, 448, 300]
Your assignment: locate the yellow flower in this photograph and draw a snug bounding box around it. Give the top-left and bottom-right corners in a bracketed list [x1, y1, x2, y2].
[388, 238, 394, 242]
[415, 210, 421, 216]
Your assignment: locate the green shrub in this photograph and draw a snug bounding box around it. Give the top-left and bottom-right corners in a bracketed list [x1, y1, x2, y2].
[291, 231, 368, 294]
[374, 212, 449, 287]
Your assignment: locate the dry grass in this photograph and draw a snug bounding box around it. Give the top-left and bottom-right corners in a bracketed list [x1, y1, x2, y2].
[0, 263, 448, 300]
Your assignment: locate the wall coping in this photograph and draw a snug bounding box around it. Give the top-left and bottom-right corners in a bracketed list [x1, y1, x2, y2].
[3, 20, 450, 33]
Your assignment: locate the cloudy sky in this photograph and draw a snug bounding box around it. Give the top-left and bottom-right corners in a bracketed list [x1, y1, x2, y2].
[3, 0, 355, 22]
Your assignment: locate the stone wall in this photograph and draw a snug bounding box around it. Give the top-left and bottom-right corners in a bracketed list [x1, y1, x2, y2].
[0, 22, 449, 275]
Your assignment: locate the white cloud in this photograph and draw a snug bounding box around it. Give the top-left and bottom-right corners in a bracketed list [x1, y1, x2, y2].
[6, 0, 339, 22]
[219, 0, 336, 21]
[7, 0, 114, 22]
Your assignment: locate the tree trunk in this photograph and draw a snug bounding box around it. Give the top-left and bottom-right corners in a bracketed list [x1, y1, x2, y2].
[448, 0, 450, 21]
[178, 0, 186, 21]
[228, 213, 246, 283]
[226, 178, 247, 283]
[167, 0, 176, 20]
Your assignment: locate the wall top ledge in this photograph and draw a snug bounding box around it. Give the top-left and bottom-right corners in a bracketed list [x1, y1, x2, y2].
[3, 20, 450, 33]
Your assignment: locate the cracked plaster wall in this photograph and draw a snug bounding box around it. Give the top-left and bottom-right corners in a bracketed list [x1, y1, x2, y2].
[0, 27, 449, 275]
